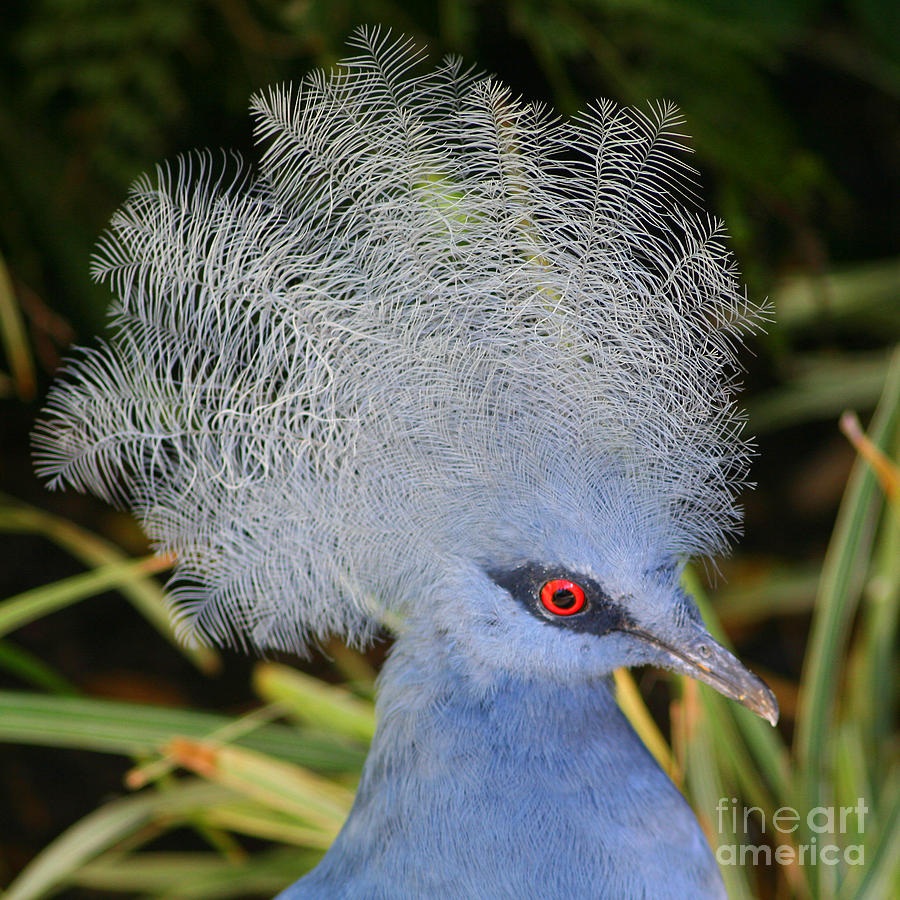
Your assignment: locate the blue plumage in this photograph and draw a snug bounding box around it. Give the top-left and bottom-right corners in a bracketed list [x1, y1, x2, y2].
[282, 629, 727, 898]
[35, 28, 778, 898]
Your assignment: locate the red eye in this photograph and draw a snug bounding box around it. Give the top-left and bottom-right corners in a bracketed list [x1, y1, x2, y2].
[540, 579, 586, 616]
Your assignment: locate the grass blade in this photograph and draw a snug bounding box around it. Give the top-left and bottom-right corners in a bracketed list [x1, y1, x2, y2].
[253, 663, 376, 743]
[0, 638, 78, 694]
[795, 346, 900, 887]
[614, 668, 680, 782]
[0, 495, 218, 673]
[0, 553, 173, 637]
[71, 849, 315, 898]
[167, 738, 354, 832]
[844, 770, 900, 900]
[0, 691, 366, 772]
[0, 250, 36, 401]
[3, 781, 233, 900]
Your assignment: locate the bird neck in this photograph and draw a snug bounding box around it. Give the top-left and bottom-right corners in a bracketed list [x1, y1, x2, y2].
[291, 626, 725, 898]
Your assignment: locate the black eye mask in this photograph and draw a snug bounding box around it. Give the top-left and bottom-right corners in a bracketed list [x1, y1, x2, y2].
[487, 563, 636, 636]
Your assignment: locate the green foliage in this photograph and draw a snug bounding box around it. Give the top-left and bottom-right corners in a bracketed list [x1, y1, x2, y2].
[1, 390, 898, 897]
[2, 0, 898, 333]
[2, 2, 899, 898]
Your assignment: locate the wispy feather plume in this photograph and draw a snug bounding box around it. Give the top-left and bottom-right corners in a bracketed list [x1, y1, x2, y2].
[35, 27, 760, 652]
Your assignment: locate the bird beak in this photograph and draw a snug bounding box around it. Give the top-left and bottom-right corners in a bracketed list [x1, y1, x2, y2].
[623, 620, 779, 726]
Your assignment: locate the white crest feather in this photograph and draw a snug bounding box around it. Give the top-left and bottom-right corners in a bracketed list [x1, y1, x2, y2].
[35, 27, 760, 652]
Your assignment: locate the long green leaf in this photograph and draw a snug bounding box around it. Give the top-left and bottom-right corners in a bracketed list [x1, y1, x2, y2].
[0, 496, 218, 673]
[4, 781, 233, 900]
[0, 638, 78, 694]
[71, 849, 316, 898]
[253, 663, 375, 743]
[846, 770, 900, 900]
[684, 569, 792, 801]
[0, 250, 36, 400]
[851, 426, 900, 780]
[795, 347, 900, 885]
[0, 691, 366, 773]
[0, 553, 172, 637]
[747, 349, 896, 432]
[774, 257, 900, 331]
[679, 681, 757, 900]
[167, 738, 353, 831]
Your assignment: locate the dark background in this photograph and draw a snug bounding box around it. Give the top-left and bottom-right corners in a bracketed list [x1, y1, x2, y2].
[2, 0, 899, 895]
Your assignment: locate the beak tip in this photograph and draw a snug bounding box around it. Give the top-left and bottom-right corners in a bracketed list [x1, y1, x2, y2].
[627, 623, 781, 726]
[752, 685, 780, 727]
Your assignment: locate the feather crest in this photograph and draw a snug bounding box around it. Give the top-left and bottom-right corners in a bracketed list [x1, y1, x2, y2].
[35, 28, 760, 651]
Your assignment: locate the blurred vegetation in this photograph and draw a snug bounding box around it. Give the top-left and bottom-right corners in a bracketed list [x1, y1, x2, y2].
[1, 1, 898, 898]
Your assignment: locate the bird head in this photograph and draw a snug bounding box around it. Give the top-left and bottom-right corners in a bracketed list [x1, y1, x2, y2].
[465, 562, 777, 723]
[34, 28, 775, 723]
[389, 480, 776, 723]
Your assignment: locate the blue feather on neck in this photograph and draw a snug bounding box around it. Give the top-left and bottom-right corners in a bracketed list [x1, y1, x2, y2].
[282, 625, 726, 899]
